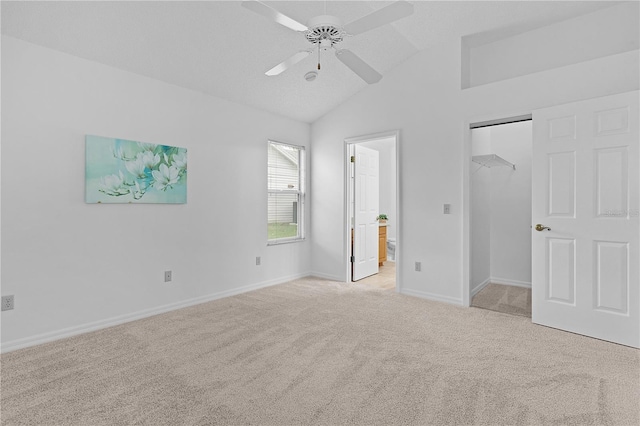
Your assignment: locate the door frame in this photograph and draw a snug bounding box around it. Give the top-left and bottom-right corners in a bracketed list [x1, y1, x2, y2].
[344, 130, 401, 291]
[462, 113, 532, 307]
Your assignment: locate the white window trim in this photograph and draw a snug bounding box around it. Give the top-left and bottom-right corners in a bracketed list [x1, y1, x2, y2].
[267, 140, 305, 245]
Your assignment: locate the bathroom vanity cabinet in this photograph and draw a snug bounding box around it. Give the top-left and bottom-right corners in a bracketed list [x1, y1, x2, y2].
[379, 224, 387, 266]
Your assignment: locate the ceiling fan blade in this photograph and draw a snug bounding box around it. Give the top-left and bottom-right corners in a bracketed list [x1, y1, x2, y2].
[335, 49, 382, 84]
[265, 50, 311, 76]
[344, 1, 414, 36]
[241, 1, 308, 32]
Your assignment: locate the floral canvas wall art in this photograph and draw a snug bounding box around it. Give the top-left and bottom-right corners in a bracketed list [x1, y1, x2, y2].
[85, 135, 187, 204]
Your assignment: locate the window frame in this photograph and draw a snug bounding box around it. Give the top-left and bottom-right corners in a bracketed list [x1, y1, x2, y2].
[267, 140, 305, 245]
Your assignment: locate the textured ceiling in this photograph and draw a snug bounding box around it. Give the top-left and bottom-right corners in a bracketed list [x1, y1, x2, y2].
[1, 1, 620, 123]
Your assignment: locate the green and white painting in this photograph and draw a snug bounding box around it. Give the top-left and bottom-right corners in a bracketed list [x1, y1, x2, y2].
[85, 135, 187, 204]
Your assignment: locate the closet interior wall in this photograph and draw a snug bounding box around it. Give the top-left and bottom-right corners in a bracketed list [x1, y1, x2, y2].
[471, 121, 532, 295]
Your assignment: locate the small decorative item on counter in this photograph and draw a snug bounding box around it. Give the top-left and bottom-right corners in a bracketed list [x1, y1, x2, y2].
[376, 214, 388, 224]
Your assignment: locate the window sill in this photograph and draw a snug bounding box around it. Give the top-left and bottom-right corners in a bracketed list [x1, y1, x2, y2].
[267, 237, 305, 246]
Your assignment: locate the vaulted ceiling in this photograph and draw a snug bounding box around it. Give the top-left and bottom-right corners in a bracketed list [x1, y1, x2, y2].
[1, 1, 620, 123]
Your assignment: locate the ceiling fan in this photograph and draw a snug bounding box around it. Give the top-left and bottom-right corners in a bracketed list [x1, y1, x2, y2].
[241, 1, 414, 84]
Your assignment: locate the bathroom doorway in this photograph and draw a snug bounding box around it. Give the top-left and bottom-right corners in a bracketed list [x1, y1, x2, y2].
[344, 131, 400, 291]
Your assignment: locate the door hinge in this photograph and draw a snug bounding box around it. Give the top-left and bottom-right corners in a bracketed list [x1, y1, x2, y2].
[350, 155, 355, 163]
[350, 256, 355, 263]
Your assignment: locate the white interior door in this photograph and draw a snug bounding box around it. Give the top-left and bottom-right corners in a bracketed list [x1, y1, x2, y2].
[532, 91, 639, 348]
[353, 145, 380, 281]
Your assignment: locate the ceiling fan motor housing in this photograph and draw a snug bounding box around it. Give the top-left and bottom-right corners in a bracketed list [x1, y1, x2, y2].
[305, 15, 345, 47]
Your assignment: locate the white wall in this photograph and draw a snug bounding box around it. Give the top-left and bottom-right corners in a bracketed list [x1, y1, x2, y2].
[1, 36, 311, 350]
[311, 4, 639, 304]
[470, 128, 491, 292]
[466, 2, 640, 88]
[488, 122, 532, 286]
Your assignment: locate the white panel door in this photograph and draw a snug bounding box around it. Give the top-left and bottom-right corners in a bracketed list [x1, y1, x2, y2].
[353, 145, 380, 281]
[532, 91, 639, 348]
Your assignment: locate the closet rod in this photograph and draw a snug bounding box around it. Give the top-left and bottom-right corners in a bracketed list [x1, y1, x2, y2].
[470, 114, 532, 129]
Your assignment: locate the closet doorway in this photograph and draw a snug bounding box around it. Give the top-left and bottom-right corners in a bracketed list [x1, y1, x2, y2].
[470, 120, 532, 316]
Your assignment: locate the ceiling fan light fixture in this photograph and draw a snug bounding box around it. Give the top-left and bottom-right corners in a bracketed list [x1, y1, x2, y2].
[304, 71, 318, 82]
[305, 15, 345, 46]
[319, 39, 333, 50]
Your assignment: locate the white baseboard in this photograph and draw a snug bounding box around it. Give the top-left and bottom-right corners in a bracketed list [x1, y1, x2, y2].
[309, 271, 345, 282]
[1, 272, 312, 354]
[471, 278, 491, 297]
[490, 277, 532, 289]
[400, 288, 463, 306]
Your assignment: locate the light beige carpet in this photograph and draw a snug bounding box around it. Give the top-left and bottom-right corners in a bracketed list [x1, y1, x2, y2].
[471, 283, 532, 318]
[1, 277, 638, 425]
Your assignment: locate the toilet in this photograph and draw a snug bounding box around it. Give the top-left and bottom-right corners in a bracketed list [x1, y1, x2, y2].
[387, 238, 396, 261]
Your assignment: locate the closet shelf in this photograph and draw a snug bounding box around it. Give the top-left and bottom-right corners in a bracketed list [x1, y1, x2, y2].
[472, 154, 515, 170]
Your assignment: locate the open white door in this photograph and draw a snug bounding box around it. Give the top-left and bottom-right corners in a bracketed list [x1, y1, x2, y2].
[532, 91, 639, 348]
[353, 145, 380, 281]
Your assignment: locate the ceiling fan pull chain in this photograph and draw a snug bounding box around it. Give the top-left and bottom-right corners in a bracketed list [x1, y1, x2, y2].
[317, 42, 321, 70]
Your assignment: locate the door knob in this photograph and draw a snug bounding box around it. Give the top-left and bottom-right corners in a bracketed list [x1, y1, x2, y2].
[535, 224, 551, 232]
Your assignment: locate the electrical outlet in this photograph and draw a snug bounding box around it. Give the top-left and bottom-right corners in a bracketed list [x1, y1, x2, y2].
[1, 295, 14, 311]
[164, 271, 172, 282]
[443, 204, 451, 214]
[415, 262, 422, 272]
[256, 256, 261, 266]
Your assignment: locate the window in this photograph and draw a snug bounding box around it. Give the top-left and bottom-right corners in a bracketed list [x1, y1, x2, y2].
[268, 141, 305, 243]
